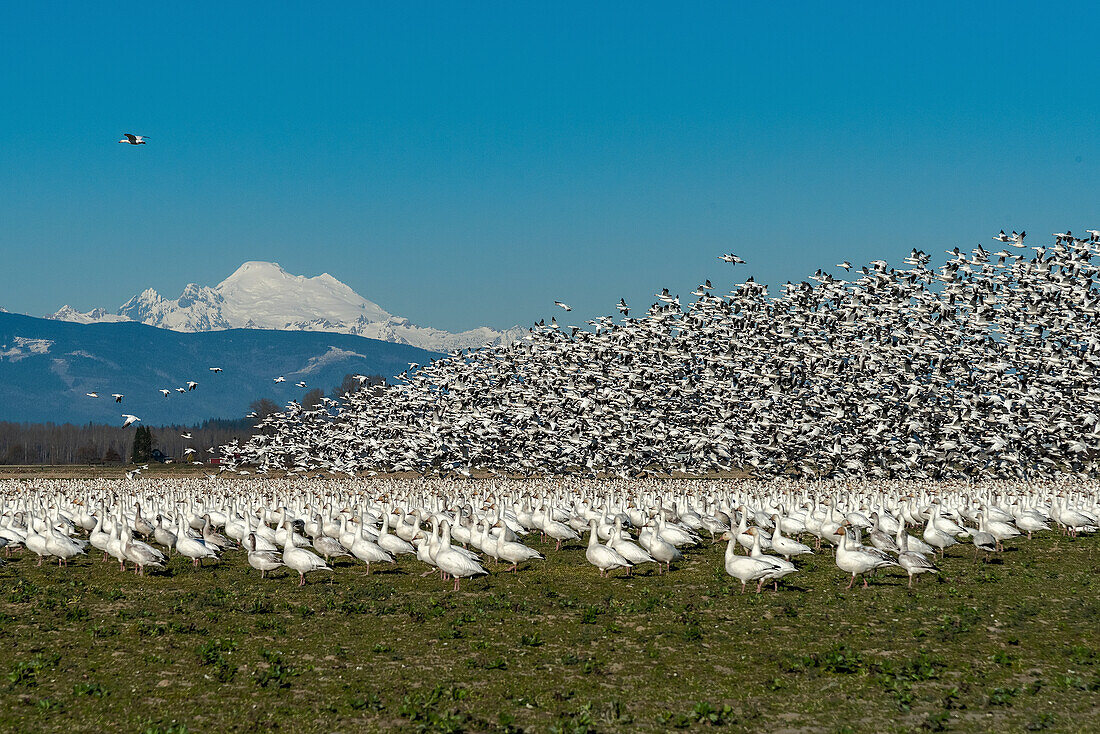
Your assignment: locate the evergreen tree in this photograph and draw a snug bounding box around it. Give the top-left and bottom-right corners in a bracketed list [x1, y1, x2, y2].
[130, 426, 153, 464]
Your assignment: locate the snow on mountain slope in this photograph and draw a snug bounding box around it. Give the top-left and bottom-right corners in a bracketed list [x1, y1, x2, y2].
[217, 261, 393, 327]
[0, 312, 442, 424]
[47, 261, 525, 351]
[50, 306, 131, 325]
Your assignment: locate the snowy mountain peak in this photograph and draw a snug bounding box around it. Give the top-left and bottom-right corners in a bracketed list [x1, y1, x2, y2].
[215, 261, 392, 327]
[47, 261, 524, 352]
[49, 305, 130, 325]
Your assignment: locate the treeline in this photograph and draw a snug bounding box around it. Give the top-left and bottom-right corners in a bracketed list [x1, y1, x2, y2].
[0, 418, 256, 465]
[0, 374, 386, 465]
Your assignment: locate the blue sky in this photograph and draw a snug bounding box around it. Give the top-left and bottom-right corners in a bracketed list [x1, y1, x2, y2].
[1, 3, 1097, 332]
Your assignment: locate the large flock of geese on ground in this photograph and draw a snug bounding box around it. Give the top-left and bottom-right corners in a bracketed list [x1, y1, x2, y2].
[1, 478, 1096, 591]
[220, 229, 1100, 481]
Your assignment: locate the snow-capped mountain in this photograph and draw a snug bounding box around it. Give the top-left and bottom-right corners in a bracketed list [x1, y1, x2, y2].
[50, 305, 130, 325]
[48, 262, 525, 352]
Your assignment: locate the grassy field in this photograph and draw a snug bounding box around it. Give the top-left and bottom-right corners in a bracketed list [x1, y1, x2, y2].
[1, 526, 1098, 733]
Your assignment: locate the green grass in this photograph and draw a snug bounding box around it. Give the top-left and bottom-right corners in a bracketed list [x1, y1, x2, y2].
[1, 530, 1098, 732]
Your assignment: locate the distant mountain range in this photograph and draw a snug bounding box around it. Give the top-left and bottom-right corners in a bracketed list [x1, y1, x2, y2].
[45, 261, 525, 353]
[0, 312, 442, 425]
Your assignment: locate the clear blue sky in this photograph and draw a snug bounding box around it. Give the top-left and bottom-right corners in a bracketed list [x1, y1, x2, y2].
[1, 3, 1097, 332]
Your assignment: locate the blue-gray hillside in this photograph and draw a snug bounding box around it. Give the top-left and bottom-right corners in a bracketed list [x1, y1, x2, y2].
[0, 313, 442, 424]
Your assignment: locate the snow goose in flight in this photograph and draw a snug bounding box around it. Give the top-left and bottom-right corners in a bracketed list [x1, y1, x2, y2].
[112, 394, 123, 402]
[122, 414, 141, 427]
[209, 367, 222, 373]
[273, 376, 286, 383]
[86, 392, 99, 398]
[555, 301, 572, 311]
[119, 133, 148, 145]
[159, 389, 170, 397]
[186, 381, 198, 391]
[718, 253, 745, 264]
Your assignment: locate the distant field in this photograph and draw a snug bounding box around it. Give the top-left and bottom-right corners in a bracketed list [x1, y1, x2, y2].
[0, 513, 1097, 733]
[0, 465, 216, 480]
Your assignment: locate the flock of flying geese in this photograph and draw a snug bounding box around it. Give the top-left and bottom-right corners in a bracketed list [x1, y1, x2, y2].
[1, 478, 1095, 592]
[222, 228, 1100, 483]
[84, 368, 223, 430]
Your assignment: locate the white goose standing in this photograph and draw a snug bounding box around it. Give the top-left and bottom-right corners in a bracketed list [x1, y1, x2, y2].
[434, 520, 487, 590]
[584, 520, 631, 577]
[282, 520, 332, 586]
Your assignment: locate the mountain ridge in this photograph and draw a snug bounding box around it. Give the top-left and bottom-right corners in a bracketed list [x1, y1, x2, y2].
[0, 311, 442, 424]
[46, 261, 525, 352]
